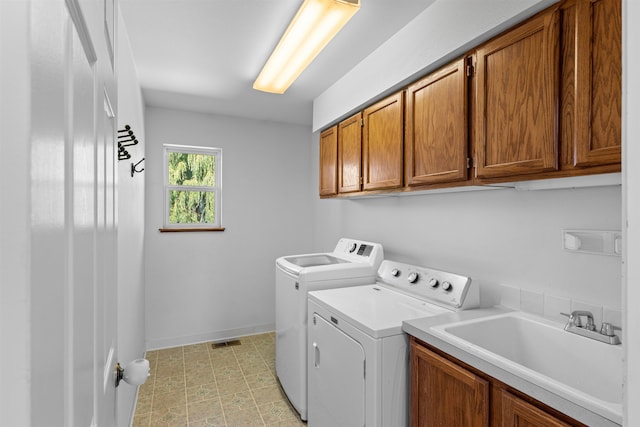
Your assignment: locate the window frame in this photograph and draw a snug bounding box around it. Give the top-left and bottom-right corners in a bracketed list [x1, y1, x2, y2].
[163, 144, 222, 229]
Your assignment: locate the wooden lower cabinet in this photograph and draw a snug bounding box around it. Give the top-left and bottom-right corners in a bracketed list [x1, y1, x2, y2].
[410, 338, 587, 427]
[411, 339, 489, 427]
[500, 390, 572, 427]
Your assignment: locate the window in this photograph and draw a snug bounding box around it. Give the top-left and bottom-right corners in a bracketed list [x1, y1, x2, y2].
[163, 144, 222, 229]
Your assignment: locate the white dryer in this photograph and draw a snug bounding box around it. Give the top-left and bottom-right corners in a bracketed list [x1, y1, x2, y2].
[275, 238, 384, 420]
[307, 260, 478, 427]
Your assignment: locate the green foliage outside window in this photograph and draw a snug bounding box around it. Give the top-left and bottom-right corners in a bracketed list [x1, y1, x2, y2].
[168, 152, 215, 186]
[168, 152, 217, 224]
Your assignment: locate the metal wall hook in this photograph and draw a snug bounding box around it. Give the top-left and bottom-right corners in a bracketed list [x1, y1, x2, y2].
[119, 138, 139, 147]
[117, 124, 140, 162]
[131, 157, 145, 177]
[118, 144, 130, 160]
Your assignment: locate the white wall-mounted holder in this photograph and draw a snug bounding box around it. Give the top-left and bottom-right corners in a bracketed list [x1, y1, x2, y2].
[562, 229, 622, 256]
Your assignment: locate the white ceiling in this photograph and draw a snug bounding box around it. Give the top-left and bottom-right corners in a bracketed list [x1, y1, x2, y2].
[119, 0, 436, 126]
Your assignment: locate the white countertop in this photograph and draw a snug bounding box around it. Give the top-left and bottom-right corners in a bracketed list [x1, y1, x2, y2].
[402, 307, 621, 427]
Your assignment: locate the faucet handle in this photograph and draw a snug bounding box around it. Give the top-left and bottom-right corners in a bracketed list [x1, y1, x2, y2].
[600, 322, 621, 337]
[560, 312, 581, 327]
[600, 323, 615, 336]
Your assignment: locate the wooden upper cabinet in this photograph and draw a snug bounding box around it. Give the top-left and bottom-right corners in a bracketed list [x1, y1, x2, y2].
[411, 341, 489, 427]
[405, 58, 468, 186]
[501, 390, 573, 427]
[362, 92, 404, 191]
[319, 126, 338, 197]
[319, 0, 621, 198]
[338, 112, 363, 193]
[474, 7, 560, 179]
[561, 0, 621, 168]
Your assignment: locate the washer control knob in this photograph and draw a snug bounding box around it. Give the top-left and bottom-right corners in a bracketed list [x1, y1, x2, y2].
[391, 268, 400, 277]
[407, 272, 419, 284]
[442, 281, 453, 291]
[428, 278, 439, 288]
[348, 242, 357, 253]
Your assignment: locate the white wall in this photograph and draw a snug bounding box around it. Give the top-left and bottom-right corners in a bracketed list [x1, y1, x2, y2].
[310, 171, 622, 309]
[0, 1, 30, 425]
[623, 1, 640, 424]
[116, 8, 146, 427]
[144, 107, 313, 349]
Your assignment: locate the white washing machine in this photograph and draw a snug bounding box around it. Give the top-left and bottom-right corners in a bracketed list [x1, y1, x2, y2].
[307, 260, 478, 427]
[275, 238, 384, 420]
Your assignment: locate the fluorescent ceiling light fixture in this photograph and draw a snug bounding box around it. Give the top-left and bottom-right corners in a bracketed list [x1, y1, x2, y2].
[253, 0, 360, 94]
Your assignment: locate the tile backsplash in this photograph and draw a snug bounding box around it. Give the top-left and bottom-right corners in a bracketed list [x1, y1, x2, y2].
[489, 283, 622, 334]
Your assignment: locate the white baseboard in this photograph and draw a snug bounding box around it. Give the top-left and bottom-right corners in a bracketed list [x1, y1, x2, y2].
[145, 323, 275, 351]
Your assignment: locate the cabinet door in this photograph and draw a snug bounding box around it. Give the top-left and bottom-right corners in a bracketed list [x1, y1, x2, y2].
[475, 8, 560, 179]
[362, 92, 404, 190]
[319, 126, 338, 196]
[571, 0, 621, 167]
[405, 58, 468, 186]
[411, 342, 489, 427]
[501, 390, 572, 427]
[338, 112, 362, 193]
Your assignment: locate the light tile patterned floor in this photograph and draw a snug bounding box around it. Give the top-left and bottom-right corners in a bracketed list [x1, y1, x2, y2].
[133, 332, 305, 427]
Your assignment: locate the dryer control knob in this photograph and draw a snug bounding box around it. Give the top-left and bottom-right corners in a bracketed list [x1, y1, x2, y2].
[442, 281, 453, 291]
[428, 278, 439, 288]
[407, 272, 419, 284]
[391, 268, 400, 277]
[348, 242, 357, 253]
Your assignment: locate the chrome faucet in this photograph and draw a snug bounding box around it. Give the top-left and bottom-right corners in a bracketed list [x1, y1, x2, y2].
[564, 310, 596, 330]
[561, 310, 621, 345]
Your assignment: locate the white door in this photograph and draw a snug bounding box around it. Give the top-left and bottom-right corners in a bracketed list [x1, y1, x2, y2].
[29, 0, 118, 425]
[96, 85, 118, 427]
[309, 313, 366, 427]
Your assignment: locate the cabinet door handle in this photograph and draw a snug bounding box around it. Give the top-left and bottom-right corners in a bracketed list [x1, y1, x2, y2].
[313, 342, 320, 368]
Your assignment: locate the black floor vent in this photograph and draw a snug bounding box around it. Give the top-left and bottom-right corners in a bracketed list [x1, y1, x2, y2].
[211, 340, 241, 349]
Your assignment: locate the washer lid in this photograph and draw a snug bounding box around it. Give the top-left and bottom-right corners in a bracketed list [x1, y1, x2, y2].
[284, 254, 348, 268]
[277, 255, 377, 281]
[308, 284, 449, 338]
[275, 238, 384, 281]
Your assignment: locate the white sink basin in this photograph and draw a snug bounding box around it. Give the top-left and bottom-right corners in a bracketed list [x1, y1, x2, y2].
[430, 311, 623, 424]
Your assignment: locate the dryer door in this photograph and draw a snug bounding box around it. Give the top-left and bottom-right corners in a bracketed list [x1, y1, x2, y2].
[309, 313, 365, 427]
